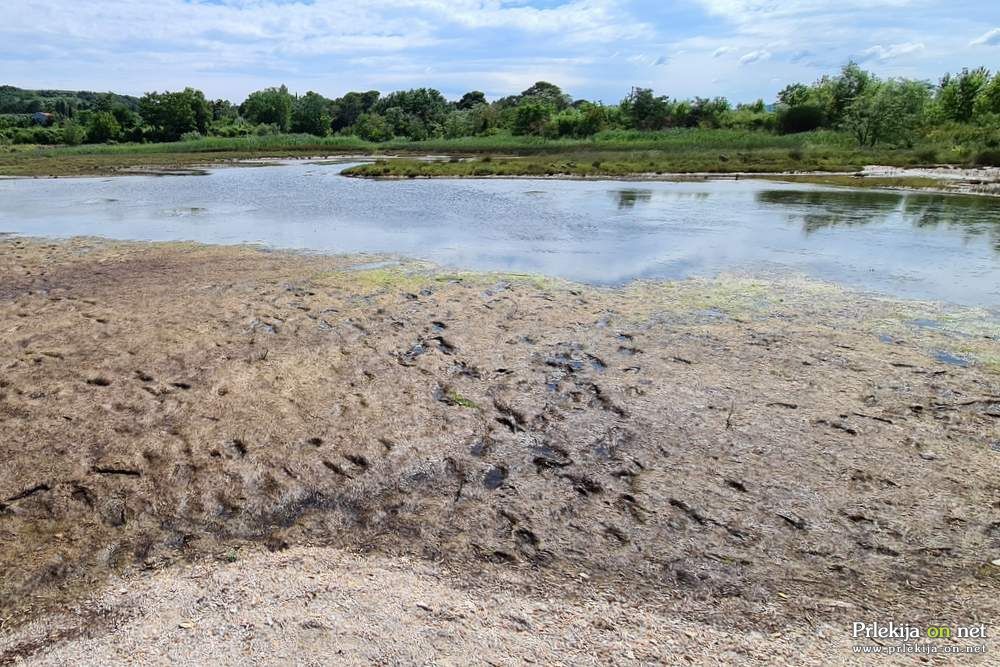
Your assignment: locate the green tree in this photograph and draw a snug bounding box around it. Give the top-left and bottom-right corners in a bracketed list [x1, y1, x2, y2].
[619, 87, 671, 130]
[61, 119, 85, 145]
[331, 91, 380, 132]
[777, 84, 811, 107]
[139, 88, 210, 141]
[241, 86, 294, 132]
[777, 104, 825, 134]
[814, 61, 873, 125]
[373, 88, 448, 126]
[211, 99, 238, 122]
[456, 91, 487, 110]
[518, 81, 572, 110]
[577, 102, 608, 136]
[938, 67, 990, 122]
[512, 102, 552, 135]
[353, 113, 393, 142]
[844, 78, 930, 147]
[86, 111, 121, 143]
[974, 71, 1000, 117]
[292, 91, 332, 135]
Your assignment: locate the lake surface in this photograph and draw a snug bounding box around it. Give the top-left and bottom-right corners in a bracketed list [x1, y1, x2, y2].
[2, 161, 999, 306]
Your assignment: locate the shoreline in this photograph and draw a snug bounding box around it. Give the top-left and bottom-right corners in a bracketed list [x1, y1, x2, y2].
[5, 151, 997, 196]
[1, 237, 998, 661]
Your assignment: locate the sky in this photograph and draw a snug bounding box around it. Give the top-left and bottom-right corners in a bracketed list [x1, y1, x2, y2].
[1, 0, 999, 104]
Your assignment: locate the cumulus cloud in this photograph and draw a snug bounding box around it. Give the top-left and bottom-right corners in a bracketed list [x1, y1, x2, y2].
[1, 0, 998, 106]
[859, 41, 925, 61]
[739, 49, 771, 65]
[971, 28, 1000, 46]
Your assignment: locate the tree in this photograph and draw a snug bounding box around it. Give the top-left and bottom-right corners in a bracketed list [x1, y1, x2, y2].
[688, 97, 730, 128]
[353, 113, 393, 142]
[241, 86, 294, 132]
[467, 103, 498, 135]
[512, 102, 552, 135]
[777, 104, 825, 134]
[619, 87, 671, 130]
[813, 61, 873, 125]
[777, 84, 810, 108]
[373, 88, 448, 125]
[86, 111, 121, 143]
[518, 81, 572, 110]
[974, 71, 1000, 117]
[211, 99, 238, 122]
[843, 78, 930, 147]
[938, 67, 990, 122]
[577, 102, 608, 136]
[456, 91, 487, 110]
[61, 119, 85, 146]
[139, 88, 211, 141]
[292, 91, 332, 135]
[331, 91, 379, 131]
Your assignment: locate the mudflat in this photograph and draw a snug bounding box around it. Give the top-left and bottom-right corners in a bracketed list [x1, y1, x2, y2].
[1, 237, 998, 663]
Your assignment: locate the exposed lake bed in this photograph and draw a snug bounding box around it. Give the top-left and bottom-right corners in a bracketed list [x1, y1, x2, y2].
[1, 234, 999, 662]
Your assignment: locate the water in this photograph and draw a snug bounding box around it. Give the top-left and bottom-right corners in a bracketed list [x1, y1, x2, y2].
[1, 161, 999, 306]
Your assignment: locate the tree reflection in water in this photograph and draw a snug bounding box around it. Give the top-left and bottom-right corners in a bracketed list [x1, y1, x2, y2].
[611, 189, 711, 209]
[756, 189, 1000, 253]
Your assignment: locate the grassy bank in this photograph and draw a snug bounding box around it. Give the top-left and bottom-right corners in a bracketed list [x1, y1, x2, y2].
[0, 128, 974, 178]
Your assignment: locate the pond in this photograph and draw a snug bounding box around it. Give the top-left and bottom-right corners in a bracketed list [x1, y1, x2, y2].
[1, 161, 999, 306]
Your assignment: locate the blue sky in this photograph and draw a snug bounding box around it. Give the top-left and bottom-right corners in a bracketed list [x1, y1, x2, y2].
[2, 1, 999, 104]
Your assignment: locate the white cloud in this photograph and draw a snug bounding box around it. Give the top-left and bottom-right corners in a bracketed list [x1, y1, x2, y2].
[971, 27, 1000, 46]
[860, 41, 925, 61]
[739, 49, 771, 65]
[712, 46, 735, 57]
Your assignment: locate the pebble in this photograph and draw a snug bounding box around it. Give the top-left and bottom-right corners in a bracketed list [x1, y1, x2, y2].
[919, 451, 938, 461]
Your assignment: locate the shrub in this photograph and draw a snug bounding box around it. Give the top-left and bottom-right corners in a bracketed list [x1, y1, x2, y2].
[778, 105, 826, 134]
[972, 148, 1000, 166]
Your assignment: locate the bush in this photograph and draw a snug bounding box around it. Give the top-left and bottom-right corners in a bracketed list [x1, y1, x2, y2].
[972, 148, 1000, 166]
[11, 126, 60, 144]
[778, 105, 826, 134]
[180, 131, 203, 142]
[61, 120, 85, 146]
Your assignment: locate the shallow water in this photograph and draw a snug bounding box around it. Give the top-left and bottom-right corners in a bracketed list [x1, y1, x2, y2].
[1, 161, 999, 305]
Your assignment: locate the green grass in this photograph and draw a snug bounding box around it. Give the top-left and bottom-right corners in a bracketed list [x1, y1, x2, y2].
[340, 148, 922, 179]
[0, 127, 987, 178]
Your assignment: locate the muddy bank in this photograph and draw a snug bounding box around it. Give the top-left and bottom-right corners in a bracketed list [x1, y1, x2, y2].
[1, 238, 999, 660]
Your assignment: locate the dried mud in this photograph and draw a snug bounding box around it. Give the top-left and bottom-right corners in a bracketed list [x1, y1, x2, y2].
[1, 237, 999, 661]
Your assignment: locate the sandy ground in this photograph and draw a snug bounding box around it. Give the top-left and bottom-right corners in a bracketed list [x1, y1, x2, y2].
[859, 166, 1000, 196]
[1, 237, 999, 664]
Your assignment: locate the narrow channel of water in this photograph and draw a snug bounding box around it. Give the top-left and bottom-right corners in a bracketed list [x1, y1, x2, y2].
[1, 162, 998, 305]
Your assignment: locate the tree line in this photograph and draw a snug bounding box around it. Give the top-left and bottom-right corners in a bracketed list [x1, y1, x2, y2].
[2, 63, 999, 149]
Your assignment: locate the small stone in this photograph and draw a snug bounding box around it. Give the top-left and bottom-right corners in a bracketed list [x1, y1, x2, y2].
[919, 451, 938, 461]
[178, 621, 195, 629]
[991, 559, 1000, 567]
[416, 602, 433, 612]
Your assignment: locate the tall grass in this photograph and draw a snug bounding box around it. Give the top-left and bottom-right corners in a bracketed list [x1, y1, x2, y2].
[12, 128, 860, 159]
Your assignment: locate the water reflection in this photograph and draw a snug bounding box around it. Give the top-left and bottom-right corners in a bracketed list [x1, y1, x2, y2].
[757, 189, 1000, 253]
[1, 164, 998, 305]
[612, 189, 653, 209]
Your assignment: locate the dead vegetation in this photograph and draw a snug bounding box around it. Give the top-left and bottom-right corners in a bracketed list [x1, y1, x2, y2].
[1, 237, 999, 659]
